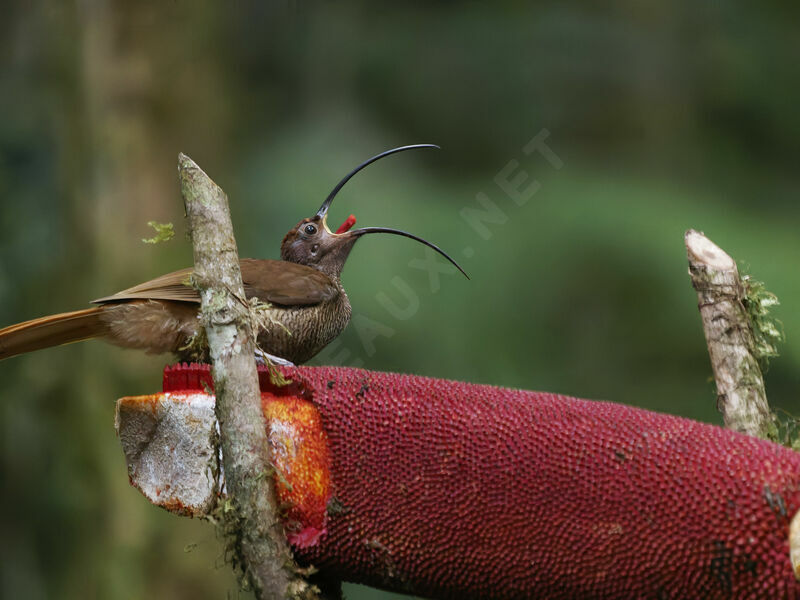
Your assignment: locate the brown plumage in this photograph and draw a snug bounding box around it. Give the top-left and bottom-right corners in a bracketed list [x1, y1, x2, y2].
[0, 259, 348, 364]
[0, 145, 467, 365]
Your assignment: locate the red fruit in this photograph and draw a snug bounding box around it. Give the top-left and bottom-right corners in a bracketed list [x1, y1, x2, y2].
[163, 364, 800, 599]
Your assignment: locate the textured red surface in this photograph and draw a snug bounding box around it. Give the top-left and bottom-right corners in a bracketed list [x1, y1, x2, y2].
[163, 364, 800, 599]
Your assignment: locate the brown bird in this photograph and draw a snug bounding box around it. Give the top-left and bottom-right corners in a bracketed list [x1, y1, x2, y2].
[0, 145, 467, 365]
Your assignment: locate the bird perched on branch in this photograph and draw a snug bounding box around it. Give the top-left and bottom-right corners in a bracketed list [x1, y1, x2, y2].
[0, 145, 467, 365]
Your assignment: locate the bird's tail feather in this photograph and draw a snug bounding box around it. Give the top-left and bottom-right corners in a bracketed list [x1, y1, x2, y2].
[0, 307, 107, 360]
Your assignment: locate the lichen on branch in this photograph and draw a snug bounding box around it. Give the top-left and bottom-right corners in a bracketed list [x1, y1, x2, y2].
[685, 230, 776, 439]
[179, 153, 318, 600]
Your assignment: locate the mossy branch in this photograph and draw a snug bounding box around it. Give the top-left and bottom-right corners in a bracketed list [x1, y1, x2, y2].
[685, 230, 775, 439]
[179, 153, 317, 599]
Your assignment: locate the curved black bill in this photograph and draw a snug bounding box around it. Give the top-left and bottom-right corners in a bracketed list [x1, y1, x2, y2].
[351, 226, 469, 280]
[316, 144, 439, 219]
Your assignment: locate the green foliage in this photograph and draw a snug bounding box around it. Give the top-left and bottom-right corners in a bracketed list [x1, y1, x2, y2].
[769, 409, 800, 452]
[737, 271, 794, 449]
[740, 271, 785, 367]
[142, 221, 175, 244]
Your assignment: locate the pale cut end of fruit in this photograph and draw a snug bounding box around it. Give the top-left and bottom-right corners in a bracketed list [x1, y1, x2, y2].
[115, 392, 220, 516]
[790, 508, 800, 580]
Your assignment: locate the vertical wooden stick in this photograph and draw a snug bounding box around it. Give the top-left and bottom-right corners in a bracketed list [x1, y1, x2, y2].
[179, 154, 316, 599]
[685, 229, 773, 438]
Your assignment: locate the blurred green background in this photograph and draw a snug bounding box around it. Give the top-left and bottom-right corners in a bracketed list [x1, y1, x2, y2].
[1, 1, 799, 598]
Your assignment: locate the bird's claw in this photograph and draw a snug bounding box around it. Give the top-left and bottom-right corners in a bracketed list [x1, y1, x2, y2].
[254, 348, 295, 367]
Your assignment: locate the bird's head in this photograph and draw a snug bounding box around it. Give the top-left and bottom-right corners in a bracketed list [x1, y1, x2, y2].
[281, 145, 468, 281]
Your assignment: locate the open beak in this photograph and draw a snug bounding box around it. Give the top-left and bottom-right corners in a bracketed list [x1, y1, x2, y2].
[347, 226, 469, 279]
[316, 144, 440, 221]
[316, 143, 469, 280]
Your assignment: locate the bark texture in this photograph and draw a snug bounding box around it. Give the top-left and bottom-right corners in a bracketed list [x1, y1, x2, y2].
[179, 154, 315, 599]
[685, 229, 773, 438]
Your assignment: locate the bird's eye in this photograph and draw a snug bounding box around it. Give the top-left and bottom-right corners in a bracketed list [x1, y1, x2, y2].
[304, 224, 317, 235]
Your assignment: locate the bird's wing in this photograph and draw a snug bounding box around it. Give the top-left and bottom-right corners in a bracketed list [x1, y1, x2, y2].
[92, 259, 338, 307]
[240, 259, 339, 306]
[92, 267, 198, 303]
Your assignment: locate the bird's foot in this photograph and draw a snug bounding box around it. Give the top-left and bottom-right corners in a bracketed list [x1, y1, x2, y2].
[254, 348, 295, 367]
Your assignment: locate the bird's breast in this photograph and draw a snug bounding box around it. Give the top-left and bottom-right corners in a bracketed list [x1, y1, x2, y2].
[255, 288, 351, 364]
